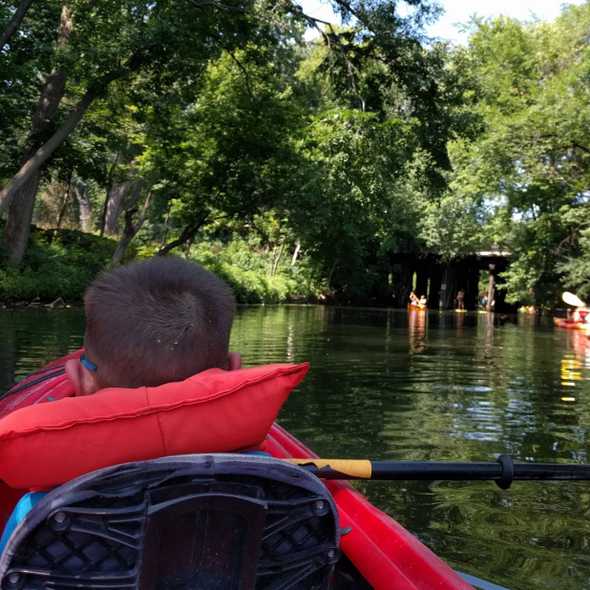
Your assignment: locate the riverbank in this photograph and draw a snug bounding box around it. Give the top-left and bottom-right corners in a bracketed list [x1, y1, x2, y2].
[0, 227, 325, 305]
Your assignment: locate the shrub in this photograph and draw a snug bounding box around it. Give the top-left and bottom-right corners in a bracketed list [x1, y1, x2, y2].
[0, 227, 116, 303]
[0, 227, 325, 304]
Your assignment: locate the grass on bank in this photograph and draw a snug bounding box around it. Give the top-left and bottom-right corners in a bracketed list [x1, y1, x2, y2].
[0, 227, 325, 304]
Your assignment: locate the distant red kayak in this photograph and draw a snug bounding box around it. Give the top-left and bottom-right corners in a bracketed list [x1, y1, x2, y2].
[0, 354, 473, 590]
[554, 318, 589, 334]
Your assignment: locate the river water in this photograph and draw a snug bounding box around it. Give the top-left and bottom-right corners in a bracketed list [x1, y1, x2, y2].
[1, 305, 590, 590]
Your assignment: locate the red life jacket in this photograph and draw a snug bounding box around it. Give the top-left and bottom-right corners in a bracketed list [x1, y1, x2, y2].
[0, 352, 307, 528]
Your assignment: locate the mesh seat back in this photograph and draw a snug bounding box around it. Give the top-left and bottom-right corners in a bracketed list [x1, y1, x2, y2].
[0, 454, 340, 590]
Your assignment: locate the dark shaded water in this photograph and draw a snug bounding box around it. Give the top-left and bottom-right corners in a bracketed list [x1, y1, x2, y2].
[2, 306, 590, 589]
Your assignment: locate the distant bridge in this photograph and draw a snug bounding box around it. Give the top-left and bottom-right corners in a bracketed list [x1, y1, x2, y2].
[384, 250, 512, 312]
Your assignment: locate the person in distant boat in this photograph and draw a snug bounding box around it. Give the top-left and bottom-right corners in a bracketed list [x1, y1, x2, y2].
[572, 308, 589, 323]
[418, 295, 427, 307]
[409, 291, 419, 305]
[456, 289, 465, 310]
[64, 257, 239, 395]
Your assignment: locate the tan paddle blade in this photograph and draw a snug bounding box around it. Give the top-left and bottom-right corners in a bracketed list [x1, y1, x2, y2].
[562, 291, 587, 307]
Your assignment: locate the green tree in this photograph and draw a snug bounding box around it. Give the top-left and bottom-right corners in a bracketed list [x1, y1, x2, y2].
[0, 0, 269, 264]
[445, 6, 590, 305]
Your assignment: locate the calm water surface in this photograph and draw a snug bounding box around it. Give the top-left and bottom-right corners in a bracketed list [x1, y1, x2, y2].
[1, 306, 590, 590]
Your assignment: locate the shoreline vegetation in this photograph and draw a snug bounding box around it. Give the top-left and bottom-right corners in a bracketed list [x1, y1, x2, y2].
[0, 226, 326, 306]
[0, 225, 566, 315]
[0, 224, 580, 313]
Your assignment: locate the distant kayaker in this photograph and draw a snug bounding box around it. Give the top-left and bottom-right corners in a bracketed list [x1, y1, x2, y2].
[64, 257, 240, 395]
[456, 289, 465, 310]
[418, 295, 427, 307]
[409, 291, 419, 305]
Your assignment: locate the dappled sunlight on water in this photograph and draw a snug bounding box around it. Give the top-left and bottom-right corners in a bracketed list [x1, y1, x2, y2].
[1, 305, 590, 589]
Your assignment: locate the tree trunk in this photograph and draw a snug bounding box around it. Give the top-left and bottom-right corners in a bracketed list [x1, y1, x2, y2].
[390, 257, 413, 307]
[111, 191, 151, 265]
[327, 261, 337, 289]
[486, 264, 496, 312]
[0, 85, 96, 217]
[270, 242, 284, 276]
[1, 5, 72, 265]
[74, 177, 91, 232]
[0, 40, 145, 220]
[291, 241, 301, 266]
[111, 209, 138, 266]
[464, 257, 479, 311]
[159, 204, 172, 248]
[56, 172, 72, 229]
[0, 0, 36, 51]
[98, 152, 121, 235]
[4, 172, 41, 264]
[104, 181, 131, 235]
[0, 39, 147, 264]
[439, 264, 456, 309]
[106, 178, 145, 235]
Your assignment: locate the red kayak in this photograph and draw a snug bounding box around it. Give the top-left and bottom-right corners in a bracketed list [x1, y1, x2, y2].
[554, 318, 590, 334]
[0, 355, 473, 590]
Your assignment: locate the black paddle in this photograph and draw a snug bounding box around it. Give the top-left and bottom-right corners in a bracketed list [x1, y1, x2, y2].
[288, 455, 590, 489]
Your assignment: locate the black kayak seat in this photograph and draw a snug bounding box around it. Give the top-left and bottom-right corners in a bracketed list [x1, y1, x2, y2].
[0, 454, 340, 589]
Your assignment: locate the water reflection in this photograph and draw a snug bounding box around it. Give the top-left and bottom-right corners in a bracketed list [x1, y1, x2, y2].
[0, 309, 84, 392]
[408, 309, 427, 354]
[1, 306, 590, 590]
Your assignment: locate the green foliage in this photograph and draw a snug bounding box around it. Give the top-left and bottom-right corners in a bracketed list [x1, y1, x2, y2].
[0, 227, 116, 301]
[189, 234, 325, 304]
[419, 140, 492, 261]
[0, 1, 63, 178]
[442, 4, 590, 305]
[0, 221, 323, 304]
[142, 45, 304, 239]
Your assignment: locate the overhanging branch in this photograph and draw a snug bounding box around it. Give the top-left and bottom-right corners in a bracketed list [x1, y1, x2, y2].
[0, 0, 35, 51]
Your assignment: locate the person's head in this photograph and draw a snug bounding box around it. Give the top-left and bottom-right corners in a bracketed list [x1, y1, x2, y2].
[66, 257, 238, 395]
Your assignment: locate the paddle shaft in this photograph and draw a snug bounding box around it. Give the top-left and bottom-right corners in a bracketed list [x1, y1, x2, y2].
[287, 457, 590, 488]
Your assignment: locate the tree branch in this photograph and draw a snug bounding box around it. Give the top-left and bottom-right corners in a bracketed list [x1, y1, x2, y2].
[0, 50, 149, 214]
[111, 190, 152, 265]
[189, 0, 244, 12]
[0, 88, 97, 213]
[226, 48, 254, 99]
[0, 0, 35, 51]
[329, 0, 365, 24]
[157, 212, 210, 256]
[287, 2, 336, 47]
[573, 142, 590, 155]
